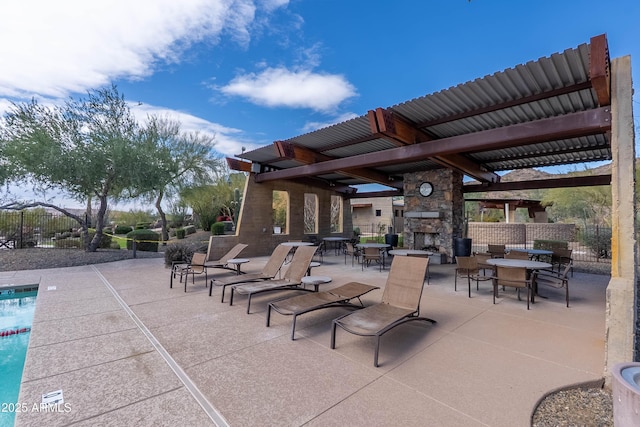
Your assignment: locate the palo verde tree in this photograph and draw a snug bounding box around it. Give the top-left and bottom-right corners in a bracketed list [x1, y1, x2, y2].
[0, 86, 153, 251]
[179, 171, 246, 231]
[133, 115, 222, 242]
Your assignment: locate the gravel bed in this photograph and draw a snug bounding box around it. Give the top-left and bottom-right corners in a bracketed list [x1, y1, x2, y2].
[532, 382, 613, 426]
[0, 247, 164, 272]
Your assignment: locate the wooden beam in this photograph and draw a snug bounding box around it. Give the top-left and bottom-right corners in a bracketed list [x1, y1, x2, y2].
[373, 108, 430, 145]
[431, 154, 500, 183]
[254, 107, 611, 183]
[226, 157, 252, 173]
[590, 34, 611, 106]
[371, 108, 500, 182]
[463, 174, 611, 193]
[273, 140, 403, 189]
[274, 141, 331, 163]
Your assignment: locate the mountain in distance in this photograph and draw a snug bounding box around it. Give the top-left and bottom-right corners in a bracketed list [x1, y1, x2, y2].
[465, 161, 614, 200]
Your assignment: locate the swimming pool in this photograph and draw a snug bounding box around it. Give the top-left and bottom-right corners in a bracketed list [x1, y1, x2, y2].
[0, 287, 38, 427]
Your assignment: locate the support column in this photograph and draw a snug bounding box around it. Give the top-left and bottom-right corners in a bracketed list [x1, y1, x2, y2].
[605, 55, 637, 385]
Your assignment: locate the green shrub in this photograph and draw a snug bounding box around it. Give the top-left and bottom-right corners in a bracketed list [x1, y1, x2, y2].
[176, 228, 186, 239]
[126, 229, 160, 252]
[211, 222, 225, 235]
[114, 225, 133, 234]
[199, 212, 217, 231]
[164, 243, 199, 267]
[135, 222, 151, 230]
[580, 226, 612, 258]
[88, 228, 113, 249]
[184, 225, 196, 235]
[533, 240, 568, 251]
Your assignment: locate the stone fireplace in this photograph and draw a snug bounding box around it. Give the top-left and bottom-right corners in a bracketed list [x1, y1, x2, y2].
[413, 232, 442, 253]
[402, 169, 465, 263]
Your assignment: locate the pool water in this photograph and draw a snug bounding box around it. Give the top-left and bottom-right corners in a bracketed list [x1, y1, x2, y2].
[0, 291, 37, 427]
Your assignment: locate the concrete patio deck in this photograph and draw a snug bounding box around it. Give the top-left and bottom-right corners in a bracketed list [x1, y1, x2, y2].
[7, 251, 609, 426]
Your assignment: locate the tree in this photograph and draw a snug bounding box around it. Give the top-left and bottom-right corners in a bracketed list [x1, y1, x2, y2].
[134, 116, 222, 242]
[543, 183, 611, 226]
[179, 172, 246, 231]
[0, 86, 152, 251]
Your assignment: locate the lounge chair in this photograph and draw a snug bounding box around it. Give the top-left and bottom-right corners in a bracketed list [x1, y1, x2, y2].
[209, 244, 290, 301]
[331, 256, 436, 367]
[204, 241, 248, 271]
[230, 245, 317, 314]
[266, 281, 379, 340]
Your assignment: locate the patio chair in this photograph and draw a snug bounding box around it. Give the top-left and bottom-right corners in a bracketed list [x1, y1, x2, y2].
[487, 244, 506, 258]
[534, 263, 571, 307]
[266, 281, 379, 340]
[551, 248, 573, 277]
[492, 266, 536, 309]
[344, 242, 361, 266]
[361, 246, 383, 271]
[330, 256, 435, 367]
[455, 256, 491, 297]
[209, 244, 290, 301]
[505, 250, 530, 260]
[313, 241, 325, 264]
[230, 245, 318, 314]
[473, 252, 494, 276]
[204, 241, 248, 271]
[171, 252, 208, 292]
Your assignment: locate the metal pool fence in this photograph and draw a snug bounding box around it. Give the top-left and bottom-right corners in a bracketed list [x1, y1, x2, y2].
[0, 210, 79, 249]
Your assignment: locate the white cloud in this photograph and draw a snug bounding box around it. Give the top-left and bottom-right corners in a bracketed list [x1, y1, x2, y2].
[220, 67, 357, 112]
[260, 0, 289, 12]
[301, 112, 360, 133]
[0, 0, 259, 99]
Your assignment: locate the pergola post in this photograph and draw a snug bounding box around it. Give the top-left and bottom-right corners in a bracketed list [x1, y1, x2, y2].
[604, 55, 637, 385]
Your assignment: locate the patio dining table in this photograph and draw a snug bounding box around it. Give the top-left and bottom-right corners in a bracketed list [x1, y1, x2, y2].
[486, 258, 552, 270]
[388, 249, 433, 257]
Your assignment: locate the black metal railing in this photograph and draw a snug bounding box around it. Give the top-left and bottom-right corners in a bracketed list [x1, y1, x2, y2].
[0, 210, 79, 249]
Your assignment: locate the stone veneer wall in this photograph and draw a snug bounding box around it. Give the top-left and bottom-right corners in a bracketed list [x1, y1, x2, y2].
[207, 174, 352, 258]
[468, 223, 576, 246]
[403, 169, 464, 262]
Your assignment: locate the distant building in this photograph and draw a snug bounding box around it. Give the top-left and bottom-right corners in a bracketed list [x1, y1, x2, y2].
[350, 197, 404, 235]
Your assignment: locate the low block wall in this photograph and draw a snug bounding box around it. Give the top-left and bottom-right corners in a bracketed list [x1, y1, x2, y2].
[469, 223, 576, 246]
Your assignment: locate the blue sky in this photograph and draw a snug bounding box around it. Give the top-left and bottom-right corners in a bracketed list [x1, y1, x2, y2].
[1, 0, 638, 207]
